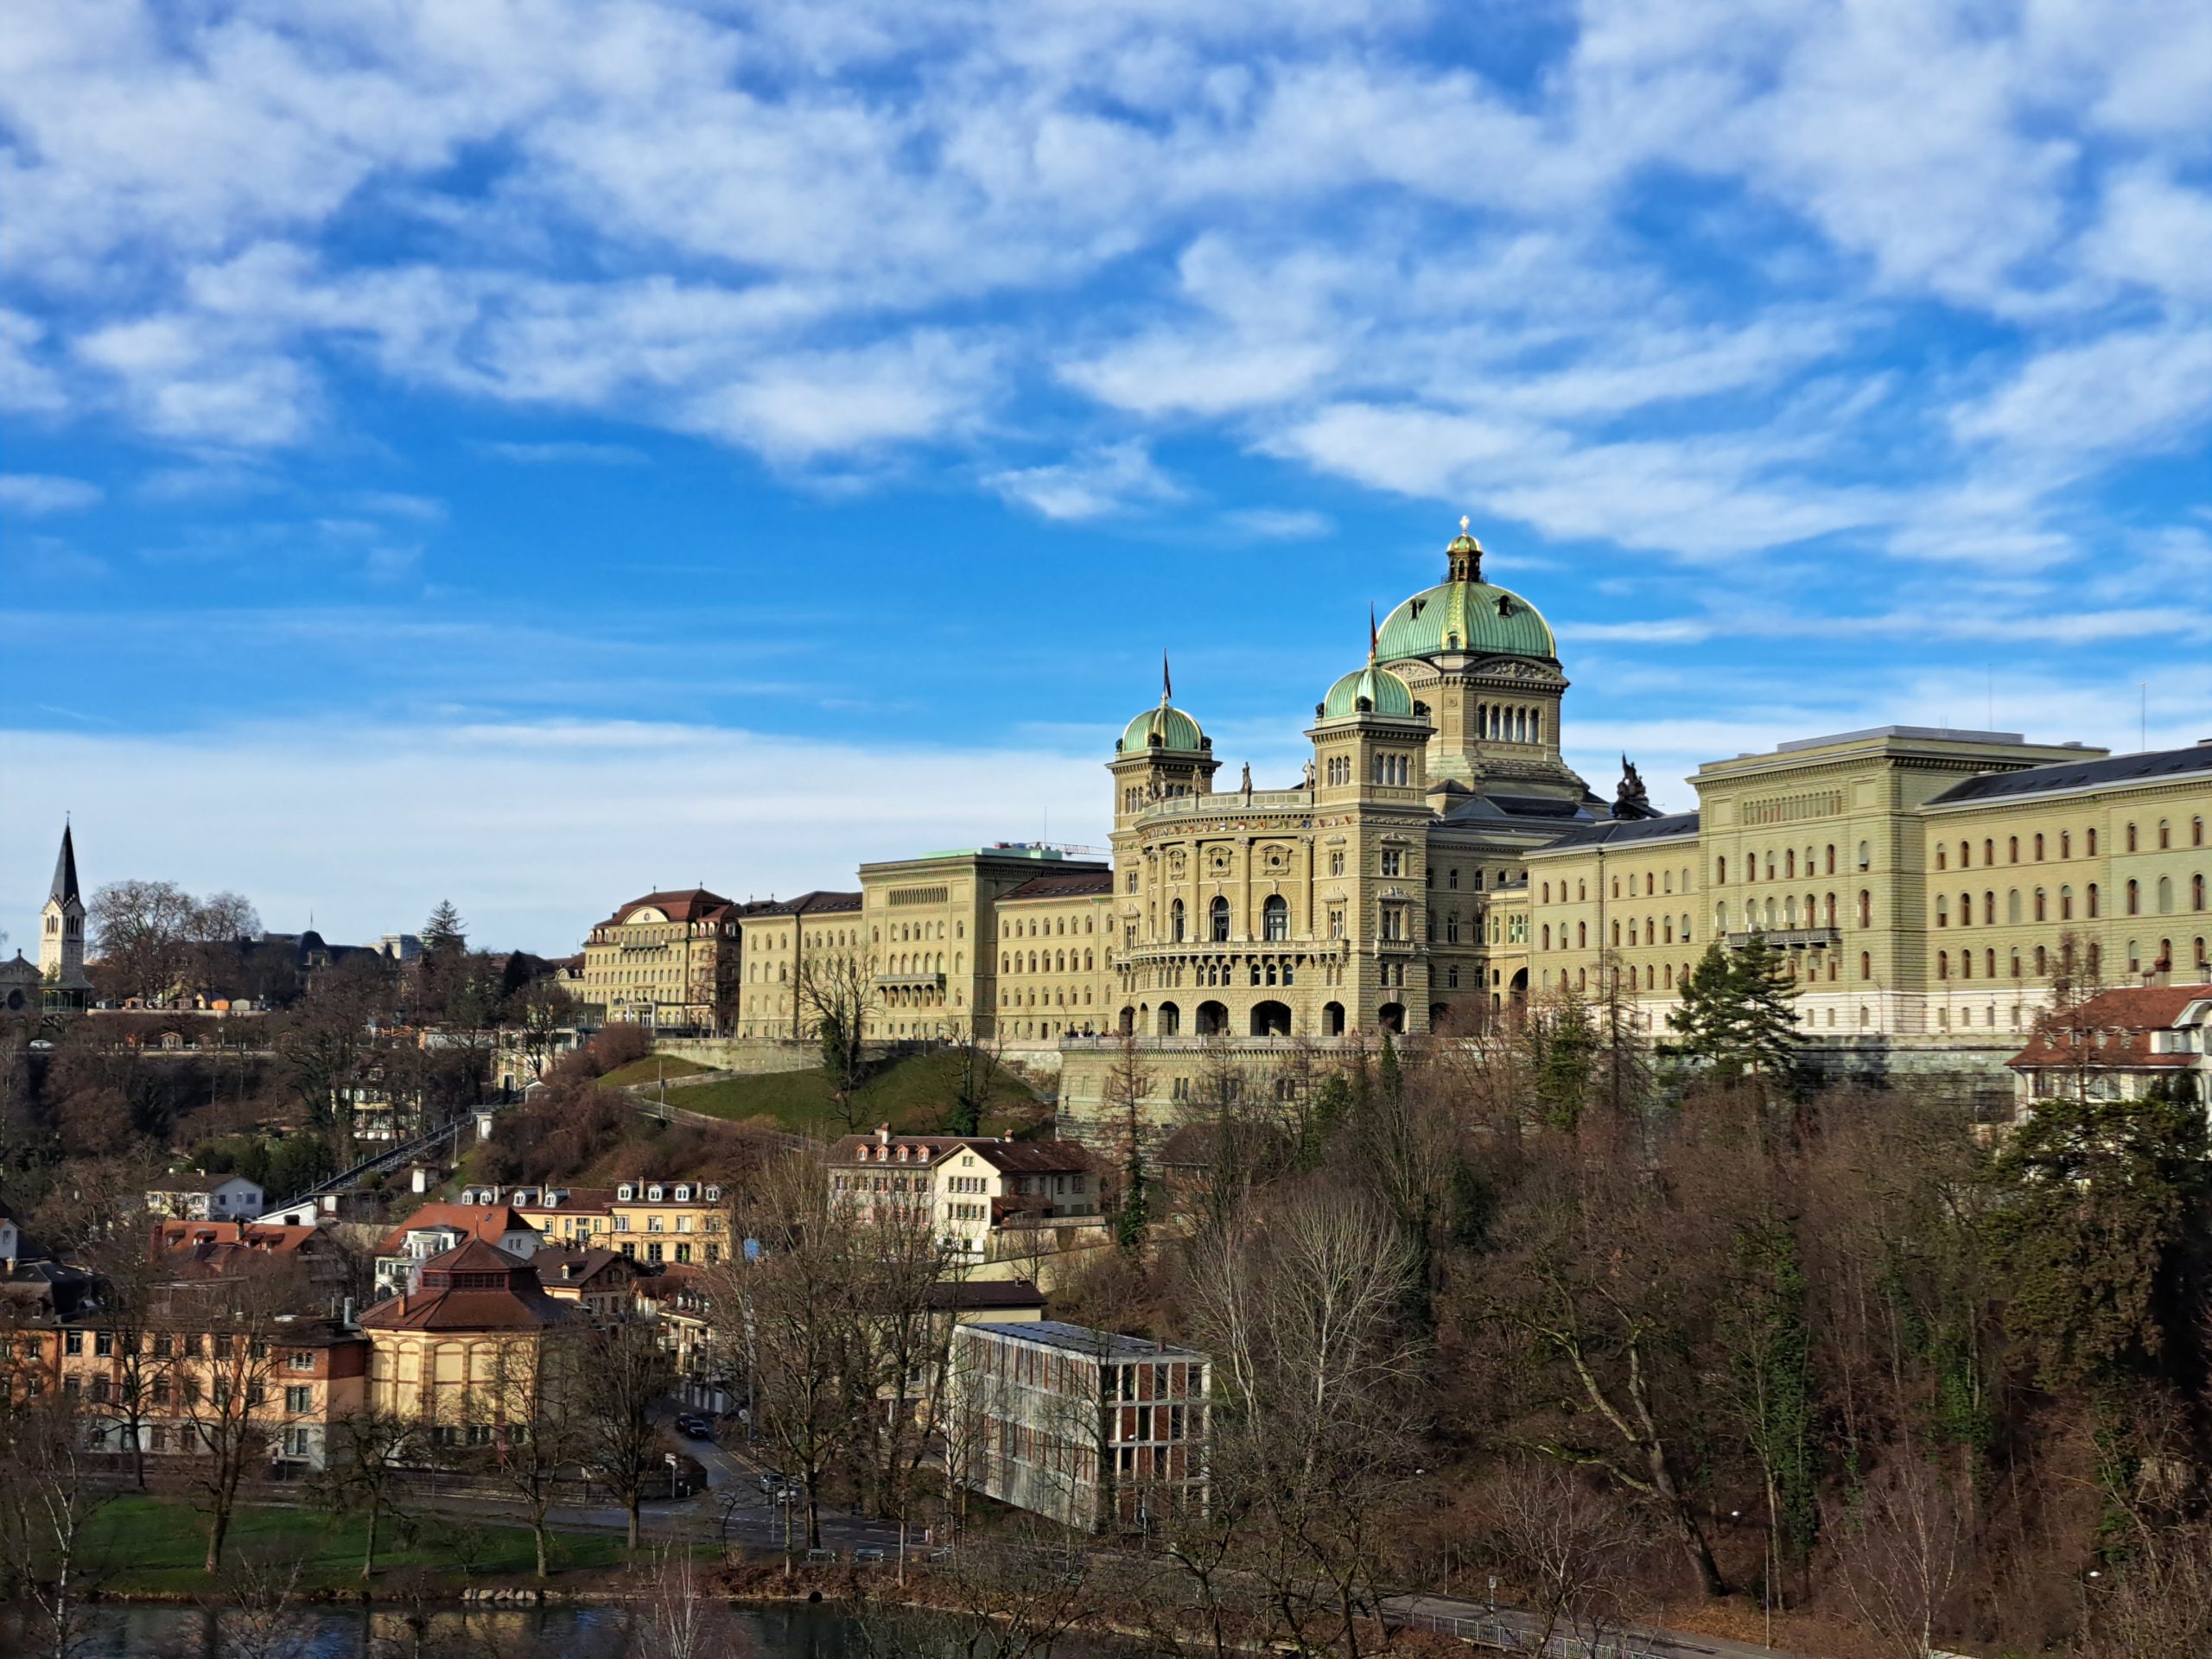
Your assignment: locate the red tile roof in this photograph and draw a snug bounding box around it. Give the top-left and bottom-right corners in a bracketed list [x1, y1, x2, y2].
[358, 1239, 571, 1332]
[373, 1203, 539, 1256]
[599, 889, 737, 927]
[2006, 984, 2212, 1071]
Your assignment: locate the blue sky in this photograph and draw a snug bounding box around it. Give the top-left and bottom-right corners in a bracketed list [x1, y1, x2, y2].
[3, 0, 2210, 957]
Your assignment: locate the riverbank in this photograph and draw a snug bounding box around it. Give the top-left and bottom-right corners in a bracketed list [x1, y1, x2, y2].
[72, 1497, 667, 1600]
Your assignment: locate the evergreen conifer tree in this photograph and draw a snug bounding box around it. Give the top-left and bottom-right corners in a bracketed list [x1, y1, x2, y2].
[1665, 936, 1802, 1085]
[422, 900, 466, 952]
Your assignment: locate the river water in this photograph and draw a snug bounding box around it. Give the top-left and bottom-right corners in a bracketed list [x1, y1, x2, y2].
[0, 1600, 1139, 1657]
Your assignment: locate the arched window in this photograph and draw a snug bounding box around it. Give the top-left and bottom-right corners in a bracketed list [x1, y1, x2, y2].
[1859, 950, 1872, 981]
[2008, 836, 2019, 862]
[1960, 950, 1972, 980]
[2033, 887, 2046, 921]
[2034, 833, 2044, 860]
[2061, 885, 2075, 919]
[1716, 857, 1727, 884]
[1936, 950, 1948, 980]
[1169, 899, 1185, 942]
[2088, 828, 2098, 855]
[1983, 891, 1994, 927]
[2126, 880, 2139, 916]
[1983, 840, 1994, 866]
[2126, 823, 2139, 852]
[1857, 890, 1872, 928]
[1786, 849, 1796, 879]
[2088, 883, 2101, 918]
[1577, 921, 1587, 948]
[1825, 844, 1836, 875]
[2196, 817, 2206, 848]
[1936, 845, 1948, 871]
[1209, 897, 1230, 943]
[1262, 895, 1288, 941]
[1541, 925, 1551, 950]
[1986, 949, 1996, 978]
[1936, 896, 1948, 926]
[1858, 841, 1872, 871]
[2035, 944, 2047, 976]
[2195, 874, 2207, 912]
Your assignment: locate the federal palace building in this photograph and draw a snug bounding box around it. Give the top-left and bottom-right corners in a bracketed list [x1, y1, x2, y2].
[578, 521, 2212, 1098]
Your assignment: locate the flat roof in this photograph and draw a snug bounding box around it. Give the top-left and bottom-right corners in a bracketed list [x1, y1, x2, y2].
[960, 1319, 1205, 1362]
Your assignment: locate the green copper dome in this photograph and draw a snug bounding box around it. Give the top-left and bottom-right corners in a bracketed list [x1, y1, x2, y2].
[1118, 702, 1207, 753]
[1320, 663, 1416, 721]
[1375, 524, 1556, 662]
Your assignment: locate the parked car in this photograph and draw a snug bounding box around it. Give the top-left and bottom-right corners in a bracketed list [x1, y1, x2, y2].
[676, 1414, 714, 1440]
[758, 1471, 786, 1496]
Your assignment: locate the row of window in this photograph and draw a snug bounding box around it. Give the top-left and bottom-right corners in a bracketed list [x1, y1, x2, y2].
[1540, 868, 1696, 904]
[1938, 938, 2209, 979]
[1541, 915, 1697, 950]
[1716, 846, 1870, 884]
[1936, 874, 2208, 925]
[1935, 817, 2205, 869]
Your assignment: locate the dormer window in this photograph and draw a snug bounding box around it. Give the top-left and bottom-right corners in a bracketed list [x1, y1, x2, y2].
[674, 1185, 691, 1201]
[647, 1185, 664, 1201]
[618, 1184, 635, 1201]
[705, 1185, 721, 1202]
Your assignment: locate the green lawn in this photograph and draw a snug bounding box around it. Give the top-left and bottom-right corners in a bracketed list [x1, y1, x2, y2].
[649, 1049, 1040, 1138]
[79, 1497, 634, 1594]
[596, 1054, 715, 1088]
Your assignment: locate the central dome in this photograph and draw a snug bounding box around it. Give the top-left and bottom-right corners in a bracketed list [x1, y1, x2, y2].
[1375, 524, 1556, 663]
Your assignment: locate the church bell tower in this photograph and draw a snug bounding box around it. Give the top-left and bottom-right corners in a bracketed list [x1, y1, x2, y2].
[40, 823, 92, 1007]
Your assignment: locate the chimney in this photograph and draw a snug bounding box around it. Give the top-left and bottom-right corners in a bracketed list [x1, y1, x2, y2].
[341, 1296, 354, 1325]
[876, 1123, 891, 1146]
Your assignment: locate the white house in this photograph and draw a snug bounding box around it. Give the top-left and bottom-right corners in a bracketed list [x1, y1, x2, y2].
[143, 1173, 266, 1222]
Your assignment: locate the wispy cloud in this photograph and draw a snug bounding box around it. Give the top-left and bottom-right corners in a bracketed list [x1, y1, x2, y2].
[0, 472, 101, 514]
[476, 440, 647, 466]
[987, 442, 1185, 522]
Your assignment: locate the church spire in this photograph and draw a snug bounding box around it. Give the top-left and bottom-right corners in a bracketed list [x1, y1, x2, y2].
[49, 823, 79, 907]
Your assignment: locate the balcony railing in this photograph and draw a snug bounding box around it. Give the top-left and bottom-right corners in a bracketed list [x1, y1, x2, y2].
[1727, 927, 1842, 950]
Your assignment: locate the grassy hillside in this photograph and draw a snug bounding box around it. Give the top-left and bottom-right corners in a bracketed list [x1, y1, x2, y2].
[596, 1053, 713, 1088]
[649, 1049, 1042, 1139]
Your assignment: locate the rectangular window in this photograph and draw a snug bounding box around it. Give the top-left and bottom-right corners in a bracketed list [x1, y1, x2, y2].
[65, 1331, 82, 1356]
[1381, 849, 1403, 877]
[285, 1385, 312, 1413]
[95, 1330, 113, 1357]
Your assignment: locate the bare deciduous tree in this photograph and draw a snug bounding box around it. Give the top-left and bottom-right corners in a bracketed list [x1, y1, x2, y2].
[0, 1389, 114, 1659]
[1179, 1185, 1423, 1658]
[1828, 1454, 1971, 1659]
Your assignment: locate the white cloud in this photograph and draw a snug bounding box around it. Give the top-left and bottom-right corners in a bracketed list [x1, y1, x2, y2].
[987, 441, 1185, 521]
[1221, 507, 1332, 541]
[477, 439, 647, 465]
[0, 472, 100, 513]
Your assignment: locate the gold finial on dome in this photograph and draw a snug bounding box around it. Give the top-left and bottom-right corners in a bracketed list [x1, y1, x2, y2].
[1446, 516, 1484, 582]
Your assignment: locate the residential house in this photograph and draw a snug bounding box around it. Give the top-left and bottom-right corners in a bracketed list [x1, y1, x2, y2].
[149, 1219, 350, 1295]
[828, 1128, 1105, 1262]
[947, 1320, 1209, 1532]
[143, 1173, 266, 1222]
[531, 1245, 645, 1317]
[371, 1203, 543, 1300]
[2006, 984, 2212, 1112]
[54, 1310, 367, 1471]
[463, 1179, 730, 1267]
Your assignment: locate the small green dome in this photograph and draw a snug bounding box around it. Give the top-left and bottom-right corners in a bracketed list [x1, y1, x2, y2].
[1118, 703, 1207, 753]
[1320, 663, 1416, 721]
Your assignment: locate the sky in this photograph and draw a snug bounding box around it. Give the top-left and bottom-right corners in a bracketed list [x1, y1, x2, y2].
[3, 0, 2210, 957]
